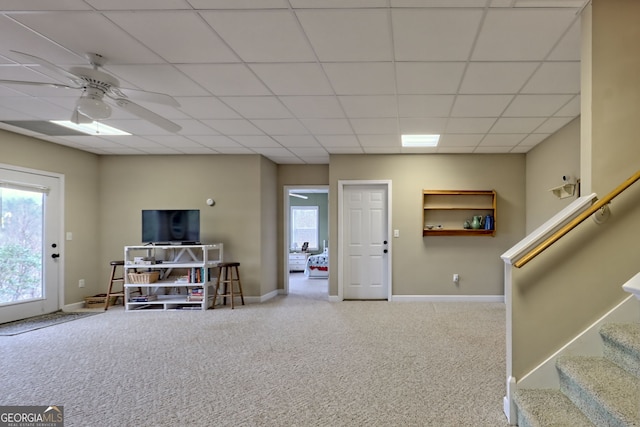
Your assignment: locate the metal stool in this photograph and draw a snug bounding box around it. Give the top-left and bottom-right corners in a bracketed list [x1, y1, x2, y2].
[211, 262, 245, 309]
[104, 261, 141, 310]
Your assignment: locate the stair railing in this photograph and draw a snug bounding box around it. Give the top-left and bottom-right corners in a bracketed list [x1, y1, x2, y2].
[514, 170, 640, 268]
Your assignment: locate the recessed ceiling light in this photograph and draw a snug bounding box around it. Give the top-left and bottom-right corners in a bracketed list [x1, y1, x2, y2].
[401, 134, 440, 147]
[50, 120, 131, 136]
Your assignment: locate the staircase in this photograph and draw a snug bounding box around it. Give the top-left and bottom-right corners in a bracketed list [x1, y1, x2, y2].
[514, 322, 640, 427]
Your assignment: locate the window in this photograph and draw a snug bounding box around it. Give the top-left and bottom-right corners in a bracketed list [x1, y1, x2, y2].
[290, 206, 318, 251]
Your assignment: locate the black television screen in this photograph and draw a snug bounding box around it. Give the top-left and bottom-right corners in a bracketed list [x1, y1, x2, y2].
[142, 209, 200, 244]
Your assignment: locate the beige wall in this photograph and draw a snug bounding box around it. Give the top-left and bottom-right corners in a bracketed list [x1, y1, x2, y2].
[525, 117, 581, 233]
[260, 156, 278, 296]
[0, 129, 100, 304]
[329, 154, 526, 297]
[98, 154, 276, 299]
[511, 0, 640, 378]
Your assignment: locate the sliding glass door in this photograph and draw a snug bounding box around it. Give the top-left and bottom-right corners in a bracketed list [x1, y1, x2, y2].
[0, 165, 62, 324]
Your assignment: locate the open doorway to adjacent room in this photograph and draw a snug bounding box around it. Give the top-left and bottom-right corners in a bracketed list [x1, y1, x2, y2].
[284, 186, 329, 299]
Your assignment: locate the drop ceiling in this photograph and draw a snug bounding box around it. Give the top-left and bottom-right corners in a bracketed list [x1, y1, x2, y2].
[0, 0, 587, 164]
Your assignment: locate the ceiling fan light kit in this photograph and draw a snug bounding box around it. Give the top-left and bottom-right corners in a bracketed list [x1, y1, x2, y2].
[76, 91, 111, 120]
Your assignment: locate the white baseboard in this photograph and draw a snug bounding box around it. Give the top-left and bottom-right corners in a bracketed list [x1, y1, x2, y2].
[391, 295, 504, 303]
[63, 301, 86, 312]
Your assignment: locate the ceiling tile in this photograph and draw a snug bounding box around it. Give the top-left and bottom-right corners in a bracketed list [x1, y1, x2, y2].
[299, 119, 353, 135]
[535, 116, 574, 133]
[107, 64, 208, 96]
[273, 135, 320, 147]
[396, 62, 466, 94]
[399, 118, 447, 134]
[358, 135, 399, 147]
[177, 64, 270, 96]
[187, 0, 289, 8]
[339, 95, 398, 118]
[105, 11, 239, 63]
[491, 117, 546, 133]
[548, 20, 581, 61]
[251, 119, 309, 135]
[230, 135, 282, 148]
[398, 95, 455, 117]
[351, 118, 398, 135]
[392, 9, 483, 61]
[219, 96, 292, 119]
[555, 96, 580, 116]
[323, 62, 396, 95]
[522, 62, 581, 94]
[279, 96, 345, 119]
[292, 0, 387, 7]
[503, 94, 574, 117]
[438, 134, 484, 147]
[288, 147, 328, 157]
[188, 135, 243, 148]
[200, 10, 315, 62]
[203, 119, 264, 135]
[393, 0, 488, 5]
[517, 133, 551, 147]
[0, 0, 92, 10]
[451, 95, 513, 117]
[324, 146, 364, 154]
[460, 62, 539, 94]
[472, 9, 577, 61]
[479, 134, 526, 146]
[88, 0, 191, 9]
[315, 135, 360, 147]
[297, 9, 393, 62]
[446, 118, 497, 133]
[249, 63, 334, 96]
[175, 97, 241, 120]
[9, 12, 162, 64]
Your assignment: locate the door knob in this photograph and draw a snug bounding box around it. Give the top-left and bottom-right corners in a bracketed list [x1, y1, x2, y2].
[51, 253, 60, 259]
[383, 240, 388, 245]
[383, 249, 388, 253]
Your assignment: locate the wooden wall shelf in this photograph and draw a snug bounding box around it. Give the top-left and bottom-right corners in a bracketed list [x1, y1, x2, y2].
[422, 190, 496, 237]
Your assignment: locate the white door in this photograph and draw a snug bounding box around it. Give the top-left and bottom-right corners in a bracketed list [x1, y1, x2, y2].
[340, 183, 390, 300]
[0, 165, 62, 323]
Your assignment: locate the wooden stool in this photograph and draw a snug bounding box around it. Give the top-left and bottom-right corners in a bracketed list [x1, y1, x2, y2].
[104, 261, 141, 310]
[212, 262, 245, 309]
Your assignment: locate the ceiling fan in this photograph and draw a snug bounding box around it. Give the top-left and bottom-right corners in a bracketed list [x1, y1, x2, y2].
[0, 50, 182, 132]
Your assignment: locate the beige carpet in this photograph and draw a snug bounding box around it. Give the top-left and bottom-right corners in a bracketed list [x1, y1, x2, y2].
[0, 284, 508, 427]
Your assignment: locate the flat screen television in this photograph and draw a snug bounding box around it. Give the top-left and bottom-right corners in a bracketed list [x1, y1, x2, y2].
[142, 209, 200, 244]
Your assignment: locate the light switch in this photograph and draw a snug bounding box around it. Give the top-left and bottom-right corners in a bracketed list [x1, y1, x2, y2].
[66, 232, 73, 241]
[393, 229, 399, 238]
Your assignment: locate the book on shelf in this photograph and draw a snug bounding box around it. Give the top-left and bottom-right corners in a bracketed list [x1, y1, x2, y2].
[130, 294, 158, 302]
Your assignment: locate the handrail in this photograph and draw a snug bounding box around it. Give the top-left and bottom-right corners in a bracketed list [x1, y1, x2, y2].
[514, 170, 640, 268]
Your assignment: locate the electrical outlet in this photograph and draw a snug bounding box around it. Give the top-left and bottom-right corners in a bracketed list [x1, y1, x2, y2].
[453, 274, 459, 283]
[78, 279, 85, 288]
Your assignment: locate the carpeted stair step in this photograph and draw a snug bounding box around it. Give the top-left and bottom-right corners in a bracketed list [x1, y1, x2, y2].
[557, 355, 640, 427]
[514, 388, 594, 427]
[600, 322, 640, 378]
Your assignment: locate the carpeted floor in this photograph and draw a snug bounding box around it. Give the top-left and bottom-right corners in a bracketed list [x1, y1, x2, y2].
[0, 310, 101, 336]
[0, 282, 509, 426]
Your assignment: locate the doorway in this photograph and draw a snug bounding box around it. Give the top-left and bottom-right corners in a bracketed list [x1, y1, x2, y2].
[284, 186, 329, 298]
[338, 180, 392, 300]
[0, 164, 63, 324]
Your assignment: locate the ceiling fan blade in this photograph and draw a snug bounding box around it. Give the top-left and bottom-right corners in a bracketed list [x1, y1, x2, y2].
[0, 79, 78, 90]
[108, 87, 180, 107]
[70, 108, 93, 125]
[10, 50, 83, 85]
[114, 98, 182, 133]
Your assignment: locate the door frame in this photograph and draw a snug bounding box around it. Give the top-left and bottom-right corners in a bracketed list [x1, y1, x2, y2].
[337, 180, 392, 301]
[283, 185, 329, 295]
[0, 163, 65, 321]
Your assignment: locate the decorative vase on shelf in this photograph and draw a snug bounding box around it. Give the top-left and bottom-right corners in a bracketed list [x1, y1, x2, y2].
[471, 215, 483, 229]
[463, 220, 471, 229]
